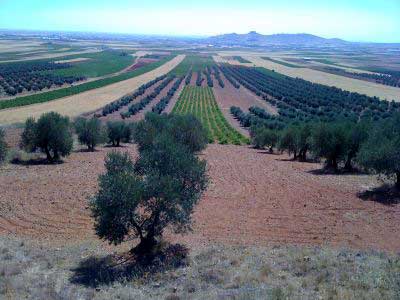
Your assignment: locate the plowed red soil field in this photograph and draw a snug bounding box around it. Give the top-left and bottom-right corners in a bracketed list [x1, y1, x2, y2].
[0, 141, 399, 251]
[213, 74, 279, 137]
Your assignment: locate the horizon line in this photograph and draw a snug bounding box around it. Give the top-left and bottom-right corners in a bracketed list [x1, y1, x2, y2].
[1, 27, 399, 44]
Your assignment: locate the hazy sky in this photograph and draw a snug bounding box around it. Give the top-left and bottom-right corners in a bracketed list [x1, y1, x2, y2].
[0, 0, 399, 42]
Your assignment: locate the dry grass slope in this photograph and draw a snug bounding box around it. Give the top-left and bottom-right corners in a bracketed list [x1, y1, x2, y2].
[0, 236, 399, 300]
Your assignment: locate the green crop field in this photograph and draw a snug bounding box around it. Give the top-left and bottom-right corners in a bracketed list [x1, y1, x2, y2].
[261, 57, 303, 68]
[0, 55, 175, 110]
[52, 51, 135, 78]
[170, 54, 215, 76]
[233, 56, 251, 63]
[172, 86, 249, 145]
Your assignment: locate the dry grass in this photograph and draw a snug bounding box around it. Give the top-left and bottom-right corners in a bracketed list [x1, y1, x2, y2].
[0, 236, 399, 300]
[242, 55, 400, 102]
[0, 55, 185, 125]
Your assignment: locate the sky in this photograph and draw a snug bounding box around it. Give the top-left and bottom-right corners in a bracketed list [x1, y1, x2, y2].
[0, 0, 399, 43]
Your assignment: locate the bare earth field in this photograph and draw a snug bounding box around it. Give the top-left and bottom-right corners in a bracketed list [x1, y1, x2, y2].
[213, 74, 278, 137]
[0, 55, 185, 125]
[0, 142, 398, 252]
[241, 55, 400, 102]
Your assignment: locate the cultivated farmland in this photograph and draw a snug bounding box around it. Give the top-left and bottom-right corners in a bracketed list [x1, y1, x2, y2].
[1, 30, 400, 300]
[172, 86, 249, 144]
[243, 55, 400, 101]
[0, 55, 185, 124]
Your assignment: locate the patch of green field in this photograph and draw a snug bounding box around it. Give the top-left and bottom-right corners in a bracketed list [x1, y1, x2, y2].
[0, 43, 88, 62]
[172, 86, 249, 145]
[261, 57, 303, 68]
[310, 58, 357, 69]
[169, 55, 215, 76]
[52, 51, 135, 78]
[255, 67, 287, 79]
[233, 56, 251, 63]
[0, 56, 175, 110]
[311, 58, 339, 66]
[295, 51, 332, 56]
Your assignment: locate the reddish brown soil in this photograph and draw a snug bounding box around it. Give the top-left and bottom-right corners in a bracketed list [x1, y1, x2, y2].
[212, 74, 278, 137]
[0, 142, 399, 252]
[126, 58, 158, 72]
[217, 72, 278, 115]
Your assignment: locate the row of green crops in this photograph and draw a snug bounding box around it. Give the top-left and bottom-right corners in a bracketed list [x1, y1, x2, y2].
[172, 86, 249, 145]
[0, 56, 175, 110]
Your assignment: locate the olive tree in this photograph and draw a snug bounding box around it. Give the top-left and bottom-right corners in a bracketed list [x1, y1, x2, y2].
[296, 124, 312, 161]
[251, 127, 279, 153]
[279, 126, 299, 159]
[343, 121, 370, 171]
[107, 121, 133, 147]
[0, 128, 8, 164]
[278, 124, 312, 161]
[20, 112, 73, 162]
[311, 123, 347, 171]
[90, 114, 208, 253]
[74, 117, 106, 151]
[134, 113, 208, 153]
[358, 115, 400, 188]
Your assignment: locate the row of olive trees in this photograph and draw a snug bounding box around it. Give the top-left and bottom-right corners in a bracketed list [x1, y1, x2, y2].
[251, 115, 400, 187]
[18, 112, 136, 162]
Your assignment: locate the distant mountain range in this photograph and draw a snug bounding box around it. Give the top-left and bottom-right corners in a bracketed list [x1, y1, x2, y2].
[205, 31, 349, 46]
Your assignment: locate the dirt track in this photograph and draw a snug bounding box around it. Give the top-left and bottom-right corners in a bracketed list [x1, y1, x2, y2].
[0, 143, 398, 252]
[0, 55, 185, 125]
